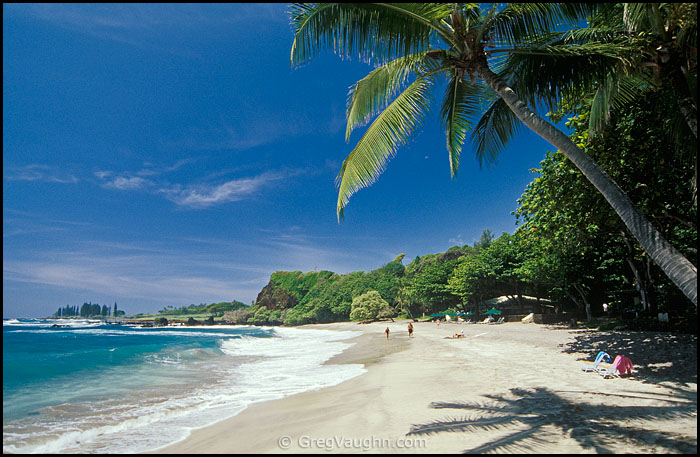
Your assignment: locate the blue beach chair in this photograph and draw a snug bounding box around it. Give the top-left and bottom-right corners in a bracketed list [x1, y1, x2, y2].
[581, 351, 611, 372]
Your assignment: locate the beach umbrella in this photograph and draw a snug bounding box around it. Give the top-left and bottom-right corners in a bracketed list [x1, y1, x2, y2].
[484, 308, 502, 315]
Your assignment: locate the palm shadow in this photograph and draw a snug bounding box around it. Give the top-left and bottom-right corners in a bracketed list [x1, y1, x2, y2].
[407, 387, 697, 453]
[561, 329, 697, 385]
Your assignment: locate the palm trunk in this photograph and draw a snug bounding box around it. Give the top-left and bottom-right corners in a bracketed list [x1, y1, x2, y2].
[474, 58, 698, 306]
[621, 230, 649, 312]
[573, 282, 592, 321]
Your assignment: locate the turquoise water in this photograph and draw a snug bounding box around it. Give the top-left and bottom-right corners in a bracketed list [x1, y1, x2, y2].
[3, 319, 364, 453]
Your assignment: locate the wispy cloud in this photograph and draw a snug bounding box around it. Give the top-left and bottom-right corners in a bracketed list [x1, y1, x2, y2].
[164, 104, 346, 154]
[134, 159, 195, 177]
[159, 173, 281, 208]
[95, 170, 152, 190]
[4, 260, 258, 306]
[449, 234, 466, 246]
[5, 164, 78, 184]
[2, 241, 266, 306]
[6, 4, 288, 53]
[103, 175, 152, 190]
[93, 160, 297, 209]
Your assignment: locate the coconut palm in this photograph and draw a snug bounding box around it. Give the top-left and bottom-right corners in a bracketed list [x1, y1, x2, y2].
[289, 3, 697, 306]
[509, 3, 697, 205]
[614, 3, 696, 138]
[522, 3, 697, 137]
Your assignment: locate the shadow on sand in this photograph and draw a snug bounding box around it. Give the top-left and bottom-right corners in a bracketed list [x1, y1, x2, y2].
[407, 386, 697, 453]
[561, 329, 697, 385]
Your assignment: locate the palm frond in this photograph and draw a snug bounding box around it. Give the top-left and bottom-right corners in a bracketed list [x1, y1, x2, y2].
[589, 74, 653, 133]
[500, 41, 625, 112]
[471, 96, 522, 166]
[440, 72, 484, 176]
[289, 3, 454, 68]
[487, 3, 599, 46]
[346, 51, 436, 141]
[336, 75, 433, 219]
[623, 3, 662, 35]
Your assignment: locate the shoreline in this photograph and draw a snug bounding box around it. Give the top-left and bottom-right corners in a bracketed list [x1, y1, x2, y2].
[151, 320, 697, 454]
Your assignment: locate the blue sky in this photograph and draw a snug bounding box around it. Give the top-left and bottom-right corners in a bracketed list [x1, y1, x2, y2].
[3, 4, 558, 318]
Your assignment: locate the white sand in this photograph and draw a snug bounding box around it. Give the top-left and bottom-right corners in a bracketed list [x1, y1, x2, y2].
[152, 320, 697, 454]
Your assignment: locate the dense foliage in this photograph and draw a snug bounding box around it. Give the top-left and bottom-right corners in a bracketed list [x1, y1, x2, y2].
[157, 301, 248, 317]
[515, 87, 696, 319]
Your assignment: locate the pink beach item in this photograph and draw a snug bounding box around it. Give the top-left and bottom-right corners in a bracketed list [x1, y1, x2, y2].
[598, 355, 634, 378]
[612, 355, 634, 376]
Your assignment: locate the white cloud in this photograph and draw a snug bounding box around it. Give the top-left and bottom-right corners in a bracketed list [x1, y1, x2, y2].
[2, 244, 264, 306]
[159, 171, 288, 208]
[94, 160, 300, 209]
[103, 176, 150, 190]
[5, 164, 78, 184]
[449, 234, 465, 246]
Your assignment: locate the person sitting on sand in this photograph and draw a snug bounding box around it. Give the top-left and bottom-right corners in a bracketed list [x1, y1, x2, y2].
[408, 322, 414, 337]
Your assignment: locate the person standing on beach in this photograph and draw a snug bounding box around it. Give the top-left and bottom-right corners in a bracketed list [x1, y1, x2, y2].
[385, 327, 390, 340]
[408, 322, 414, 337]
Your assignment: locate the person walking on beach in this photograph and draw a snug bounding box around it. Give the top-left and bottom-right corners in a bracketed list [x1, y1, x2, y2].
[385, 327, 390, 340]
[408, 322, 414, 337]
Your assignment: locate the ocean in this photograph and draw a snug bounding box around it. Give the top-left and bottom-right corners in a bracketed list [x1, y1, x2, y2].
[2, 318, 365, 454]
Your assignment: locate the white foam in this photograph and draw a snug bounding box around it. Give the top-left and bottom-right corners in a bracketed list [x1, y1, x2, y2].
[3, 318, 102, 328]
[4, 326, 366, 454]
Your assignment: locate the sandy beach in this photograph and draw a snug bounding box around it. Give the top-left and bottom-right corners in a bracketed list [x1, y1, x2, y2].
[152, 320, 697, 454]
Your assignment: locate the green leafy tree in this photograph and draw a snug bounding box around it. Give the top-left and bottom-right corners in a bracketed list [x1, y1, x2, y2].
[480, 232, 528, 311]
[289, 3, 696, 305]
[516, 87, 697, 316]
[406, 257, 462, 314]
[448, 252, 496, 313]
[349, 290, 389, 321]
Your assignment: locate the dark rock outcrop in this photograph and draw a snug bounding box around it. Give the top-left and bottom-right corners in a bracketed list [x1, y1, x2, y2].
[255, 282, 299, 310]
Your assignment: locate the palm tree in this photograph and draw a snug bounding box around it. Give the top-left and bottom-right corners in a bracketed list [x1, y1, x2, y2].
[613, 3, 696, 138]
[511, 3, 697, 204]
[289, 3, 697, 306]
